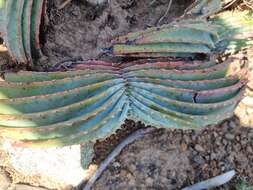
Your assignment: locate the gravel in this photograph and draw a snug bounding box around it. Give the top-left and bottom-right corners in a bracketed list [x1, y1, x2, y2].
[91, 118, 253, 190]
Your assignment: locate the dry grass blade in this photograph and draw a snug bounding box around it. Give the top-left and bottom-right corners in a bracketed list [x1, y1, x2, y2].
[157, 0, 173, 26]
[182, 170, 236, 190]
[58, 0, 72, 10]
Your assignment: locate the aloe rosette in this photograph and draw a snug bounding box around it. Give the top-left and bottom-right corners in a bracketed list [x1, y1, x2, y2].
[0, 0, 45, 63]
[110, 10, 253, 58]
[0, 59, 245, 147]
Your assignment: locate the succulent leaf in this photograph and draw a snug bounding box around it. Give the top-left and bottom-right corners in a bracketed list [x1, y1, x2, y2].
[0, 0, 45, 63]
[111, 10, 253, 58]
[0, 59, 246, 147]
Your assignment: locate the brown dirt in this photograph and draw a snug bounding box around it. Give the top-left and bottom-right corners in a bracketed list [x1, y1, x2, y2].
[90, 117, 253, 190]
[42, 0, 193, 67]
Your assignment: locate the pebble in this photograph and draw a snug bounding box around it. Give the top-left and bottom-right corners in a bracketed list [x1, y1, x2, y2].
[194, 145, 205, 152]
[248, 132, 253, 139]
[145, 177, 154, 186]
[246, 146, 253, 154]
[193, 155, 205, 165]
[112, 161, 121, 169]
[0, 170, 11, 190]
[225, 133, 235, 140]
[180, 143, 188, 152]
[222, 139, 228, 145]
[210, 153, 217, 160]
[228, 121, 237, 129]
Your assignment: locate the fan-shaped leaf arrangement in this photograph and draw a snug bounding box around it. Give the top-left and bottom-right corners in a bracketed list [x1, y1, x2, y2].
[0, 0, 45, 63]
[110, 11, 253, 58]
[0, 59, 246, 147]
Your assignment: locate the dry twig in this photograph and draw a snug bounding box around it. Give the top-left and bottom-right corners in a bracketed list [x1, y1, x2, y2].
[83, 128, 154, 190]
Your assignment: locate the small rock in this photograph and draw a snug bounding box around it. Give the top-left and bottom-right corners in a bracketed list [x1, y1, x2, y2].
[236, 135, 241, 141]
[194, 145, 205, 152]
[112, 161, 121, 169]
[241, 139, 248, 146]
[248, 131, 253, 139]
[193, 155, 205, 165]
[145, 177, 154, 186]
[0, 170, 11, 190]
[120, 170, 128, 177]
[222, 139, 228, 145]
[213, 132, 218, 138]
[210, 153, 217, 160]
[180, 143, 188, 152]
[228, 121, 237, 129]
[126, 173, 134, 180]
[225, 133, 235, 140]
[246, 145, 253, 153]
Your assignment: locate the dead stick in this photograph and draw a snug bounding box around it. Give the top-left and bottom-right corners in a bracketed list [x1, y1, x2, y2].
[83, 127, 154, 190]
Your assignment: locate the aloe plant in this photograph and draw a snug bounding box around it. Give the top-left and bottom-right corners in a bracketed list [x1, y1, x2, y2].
[0, 0, 250, 170]
[0, 59, 245, 147]
[0, 0, 45, 63]
[110, 10, 253, 58]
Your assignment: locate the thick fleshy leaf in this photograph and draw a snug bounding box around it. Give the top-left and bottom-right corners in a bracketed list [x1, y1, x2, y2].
[0, 59, 246, 147]
[111, 9, 253, 58]
[0, 0, 45, 63]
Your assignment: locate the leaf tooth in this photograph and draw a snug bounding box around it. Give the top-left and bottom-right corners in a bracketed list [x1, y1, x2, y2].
[4, 69, 120, 82]
[130, 94, 197, 127]
[13, 95, 129, 147]
[130, 89, 236, 127]
[125, 62, 230, 80]
[0, 79, 124, 114]
[130, 82, 196, 103]
[113, 43, 211, 56]
[129, 79, 245, 104]
[130, 97, 198, 129]
[119, 58, 190, 68]
[122, 60, 217, 72]
[0, 86, 125, 127]
[175, 22, 221, 42]
[0, 73, 120, 98]
[133, 27, 215, 49]
[0, 88, 126, 140]
[130, 87, 244, 115]
[195, 80, 246, 103]
[127, 76, 239, 91]
[114, 52, 197, 58]
[112, 19, 220, 44]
